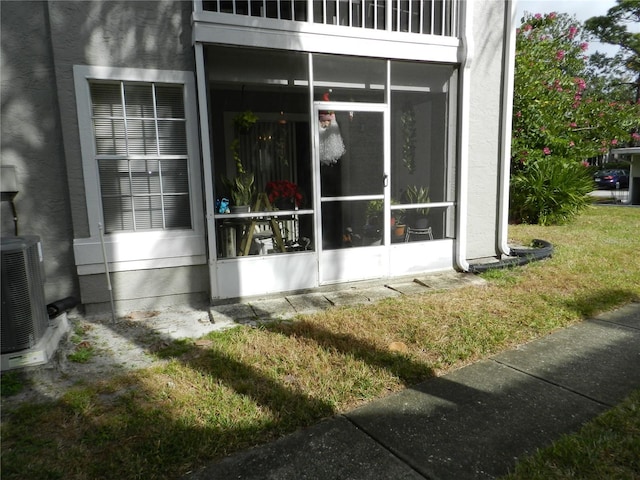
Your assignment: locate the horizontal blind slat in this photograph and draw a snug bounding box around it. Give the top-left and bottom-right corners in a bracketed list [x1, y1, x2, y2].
[91, 81, 191, 233]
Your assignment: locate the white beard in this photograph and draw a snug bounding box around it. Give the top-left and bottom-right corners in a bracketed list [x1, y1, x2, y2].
[319, 118, 346, 166]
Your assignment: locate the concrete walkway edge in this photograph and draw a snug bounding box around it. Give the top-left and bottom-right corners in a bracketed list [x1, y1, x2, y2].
[187, 302, 640, 480]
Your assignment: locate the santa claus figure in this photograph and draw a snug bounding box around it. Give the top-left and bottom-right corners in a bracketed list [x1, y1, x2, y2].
[318, 91, 346, 166]
[319, 111, 346, 166]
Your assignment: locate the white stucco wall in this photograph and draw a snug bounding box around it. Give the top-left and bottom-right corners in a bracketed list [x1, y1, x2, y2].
[465, 0, 509, 259]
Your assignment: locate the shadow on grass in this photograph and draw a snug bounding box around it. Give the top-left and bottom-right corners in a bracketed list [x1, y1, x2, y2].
[263, 319, 433, 386]
[0, 304, 435, 480]
[3, 288, 639, 479]
[562, 289, 639, 319]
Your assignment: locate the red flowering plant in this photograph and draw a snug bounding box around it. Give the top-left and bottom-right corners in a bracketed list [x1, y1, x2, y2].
[511, 11, 640, 225]
[266, 180, 303, 208]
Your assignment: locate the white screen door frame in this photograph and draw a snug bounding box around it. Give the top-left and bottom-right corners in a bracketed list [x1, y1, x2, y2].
[312, 102, 390, 285]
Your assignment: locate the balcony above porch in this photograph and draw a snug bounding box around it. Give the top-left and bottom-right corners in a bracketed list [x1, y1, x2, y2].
[193, 1, 462, 62]
[199, 0, 459, 36]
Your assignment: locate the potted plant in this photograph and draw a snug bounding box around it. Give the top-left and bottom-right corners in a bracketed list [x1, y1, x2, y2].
[366, 199, 384, 224]
[404, 185, 430, 229]
[225, 111, 258, 211]
[366, 199, 405, 237]
[266, 180, 303, 210]
[225, 173, 255, 212]
[391, 214, 406, 237]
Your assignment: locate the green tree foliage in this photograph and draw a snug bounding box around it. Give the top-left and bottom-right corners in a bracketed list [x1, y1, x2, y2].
[585, 0, 640, 103]
[511, 12, 640, 225]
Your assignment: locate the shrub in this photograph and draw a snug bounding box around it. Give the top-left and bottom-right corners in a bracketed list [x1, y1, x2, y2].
[510, 156, 593, 225]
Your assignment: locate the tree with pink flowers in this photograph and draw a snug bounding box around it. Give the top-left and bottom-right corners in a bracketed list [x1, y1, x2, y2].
[510, 11, 640, 225]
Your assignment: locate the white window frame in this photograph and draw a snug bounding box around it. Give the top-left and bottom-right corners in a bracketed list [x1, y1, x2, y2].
[73, 65, 205, 274]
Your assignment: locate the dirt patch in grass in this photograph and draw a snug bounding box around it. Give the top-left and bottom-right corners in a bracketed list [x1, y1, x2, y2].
[0, 306, 221, 407]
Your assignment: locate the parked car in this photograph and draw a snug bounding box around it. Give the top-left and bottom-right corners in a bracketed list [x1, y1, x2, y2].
[593, 169, 629, 189]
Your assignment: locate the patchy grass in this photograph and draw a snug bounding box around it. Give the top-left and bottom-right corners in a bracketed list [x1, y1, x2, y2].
[0, 372, 24, 398]
[67, 343, 95, 363]
[503, 389, 640, 479]
[67, 323, 96, 363]
[1, 206, 639, 479]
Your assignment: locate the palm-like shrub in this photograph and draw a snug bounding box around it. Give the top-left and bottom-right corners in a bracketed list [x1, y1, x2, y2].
[510, 157, 593, 225]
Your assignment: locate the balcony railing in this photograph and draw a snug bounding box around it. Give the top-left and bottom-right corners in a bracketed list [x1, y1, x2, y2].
[201, 1, 459, 37]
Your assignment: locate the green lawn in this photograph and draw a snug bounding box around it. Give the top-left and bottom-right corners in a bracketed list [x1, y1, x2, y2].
[502, 389, 640, 479]
[2, 205, 639, 480]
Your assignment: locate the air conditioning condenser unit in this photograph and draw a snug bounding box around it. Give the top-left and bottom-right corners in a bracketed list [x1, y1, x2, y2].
[1, 236, 49, 354]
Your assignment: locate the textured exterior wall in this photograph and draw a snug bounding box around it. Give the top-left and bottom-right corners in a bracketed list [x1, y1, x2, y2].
[48, 0, 195, 238]
[1, 1, 206, 315]
[1, 1, 78, 303]
[465, 0, 508, 259]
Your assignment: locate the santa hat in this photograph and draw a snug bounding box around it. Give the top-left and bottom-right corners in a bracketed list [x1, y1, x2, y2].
[319, 111, 333, 122]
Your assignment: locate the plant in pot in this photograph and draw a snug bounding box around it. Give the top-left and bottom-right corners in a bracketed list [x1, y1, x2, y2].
[224, 173, 255, 212]
[366, 199, 405, 237]
[391, 210, 406, 237]
[225, 111, 258, 212]
[366, 199, 383, 225]
[404, 185, 430, 229]
[266, 180, 303, 210]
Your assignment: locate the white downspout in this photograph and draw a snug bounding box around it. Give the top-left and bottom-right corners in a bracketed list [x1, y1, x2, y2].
[455, 0, 474, 272]
[498, 0, 516, 257]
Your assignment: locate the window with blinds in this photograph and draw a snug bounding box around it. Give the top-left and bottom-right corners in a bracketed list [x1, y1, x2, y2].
[90, 82, 192, 233]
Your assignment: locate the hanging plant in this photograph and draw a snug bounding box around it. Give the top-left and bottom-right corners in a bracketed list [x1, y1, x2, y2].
[231, 111, 259, 174]
[275, 123, 289, 166]
[401, 105, 416, 174]
[233, 110, 259, 134]
[225, 111, 259, 205]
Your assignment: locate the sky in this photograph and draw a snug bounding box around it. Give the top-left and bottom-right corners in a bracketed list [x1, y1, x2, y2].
[514, 0, 619, 55]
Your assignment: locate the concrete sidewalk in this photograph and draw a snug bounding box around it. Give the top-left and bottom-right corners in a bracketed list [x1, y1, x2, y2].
[187, 301, 640, 480]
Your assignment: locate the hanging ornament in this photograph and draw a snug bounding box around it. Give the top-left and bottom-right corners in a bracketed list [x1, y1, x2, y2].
[319, 91, 346, 166]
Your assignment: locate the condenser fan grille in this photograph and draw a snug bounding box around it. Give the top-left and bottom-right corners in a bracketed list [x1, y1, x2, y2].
[1, 236, 49, 353]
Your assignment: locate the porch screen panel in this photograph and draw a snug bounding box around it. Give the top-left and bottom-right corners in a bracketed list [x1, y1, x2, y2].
[390, 61, 457, 242]
[90, 82, 192, 233]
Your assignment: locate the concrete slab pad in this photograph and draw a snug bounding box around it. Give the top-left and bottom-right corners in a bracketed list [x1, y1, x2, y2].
[386, 281, 431, 295]
[286, 292, 332, 315]
[358, 285, 403, 302]
[347, 360, 606, 480]
[209, 303, 255, 324]
[187, 416, 425, 480]
[247, 297, 297, 320]
[494, 316, 640, 406]
[324, 289, 373, 306]
[1, 314, 71, 371]
[414, 271, 486, 290]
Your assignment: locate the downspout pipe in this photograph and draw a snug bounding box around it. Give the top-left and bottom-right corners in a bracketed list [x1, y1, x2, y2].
[455, 0, 474, 272]
[498, 0, 517, 257]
